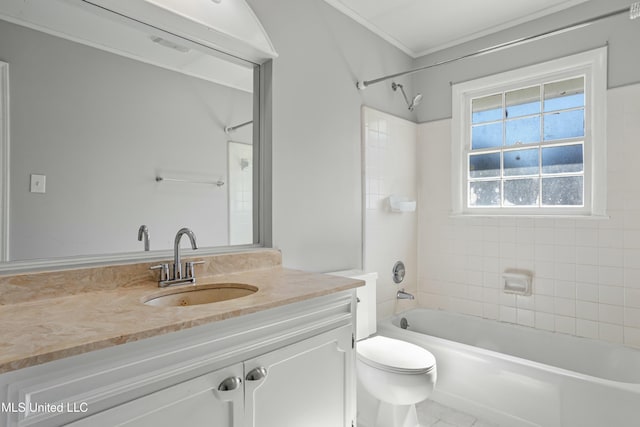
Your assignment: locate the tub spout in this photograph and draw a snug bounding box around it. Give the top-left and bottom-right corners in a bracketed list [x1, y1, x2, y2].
[397, 289, 415, 300]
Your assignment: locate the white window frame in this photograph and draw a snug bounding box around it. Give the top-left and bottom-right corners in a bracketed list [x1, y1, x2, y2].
[451, 47, 607, 217]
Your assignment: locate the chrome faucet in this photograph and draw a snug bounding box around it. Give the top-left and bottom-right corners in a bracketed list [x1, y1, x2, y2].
[150, 227, 203, 287]
[173, 227, 198, 281]
[397, 288, 415, 300]
[137, 225, 150, 251]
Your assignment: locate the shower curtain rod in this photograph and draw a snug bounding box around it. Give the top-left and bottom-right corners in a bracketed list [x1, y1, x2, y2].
[224, 120, 253, 134]
[356, 5, 637, 90]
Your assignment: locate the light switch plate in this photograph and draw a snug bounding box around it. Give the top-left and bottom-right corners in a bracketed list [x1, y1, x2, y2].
[30, 174, 46, 193]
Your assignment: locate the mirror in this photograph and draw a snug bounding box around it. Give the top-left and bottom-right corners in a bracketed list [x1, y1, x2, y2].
[0, 0, 268, 268]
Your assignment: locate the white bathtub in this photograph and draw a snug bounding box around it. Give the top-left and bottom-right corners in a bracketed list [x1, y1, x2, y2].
[377, 309, 640, 427]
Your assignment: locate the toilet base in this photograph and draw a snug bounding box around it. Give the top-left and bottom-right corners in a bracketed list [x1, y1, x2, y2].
[374, 401, 420, 427]
[357, 381, 424, 427]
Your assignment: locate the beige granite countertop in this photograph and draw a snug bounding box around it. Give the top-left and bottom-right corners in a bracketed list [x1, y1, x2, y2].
[0, 250, 362, 374]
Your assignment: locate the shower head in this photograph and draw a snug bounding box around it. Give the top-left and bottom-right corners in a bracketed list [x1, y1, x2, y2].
[409, 93, 423, 111]
[392, 82, 422, 111]
[631, 2, 640, 19]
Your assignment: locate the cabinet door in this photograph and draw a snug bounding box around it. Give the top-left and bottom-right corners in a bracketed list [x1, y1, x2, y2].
[244, 325, 354, 427]
[67, 363, 244, 427]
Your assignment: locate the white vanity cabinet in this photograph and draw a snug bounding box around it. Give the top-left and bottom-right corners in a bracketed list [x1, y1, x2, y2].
[246, 325, 353, 427]
[67, 364, 245, 427]
[0, 292, 356, 427]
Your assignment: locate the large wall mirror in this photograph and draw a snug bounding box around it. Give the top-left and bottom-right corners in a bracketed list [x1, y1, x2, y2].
[0, 0, 273, 271]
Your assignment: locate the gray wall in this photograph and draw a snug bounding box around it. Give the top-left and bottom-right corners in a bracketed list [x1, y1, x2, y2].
[248, 0, 416, 272]
[0, 20, 252, 260]
[413, 0, 640, 122]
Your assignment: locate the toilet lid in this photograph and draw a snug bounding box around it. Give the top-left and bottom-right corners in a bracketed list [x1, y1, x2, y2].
[357, 336, 436, 374]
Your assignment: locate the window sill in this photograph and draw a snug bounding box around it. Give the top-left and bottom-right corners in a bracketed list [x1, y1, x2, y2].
[449, 213, 610, 220]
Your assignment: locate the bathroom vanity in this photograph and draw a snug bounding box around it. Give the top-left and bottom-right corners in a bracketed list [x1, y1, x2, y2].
[0, 2, 360, 424]
[0, 250, 360, 426]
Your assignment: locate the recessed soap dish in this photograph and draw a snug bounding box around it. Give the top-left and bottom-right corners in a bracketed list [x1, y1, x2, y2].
[389, 195, 416, 212]
[503, 271, 533, 296]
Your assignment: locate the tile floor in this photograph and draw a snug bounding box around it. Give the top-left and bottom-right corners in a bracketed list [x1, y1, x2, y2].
[415, 400, 499, 427]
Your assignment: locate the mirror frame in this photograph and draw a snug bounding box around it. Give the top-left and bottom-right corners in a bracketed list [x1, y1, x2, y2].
[0, 21, 272, 274]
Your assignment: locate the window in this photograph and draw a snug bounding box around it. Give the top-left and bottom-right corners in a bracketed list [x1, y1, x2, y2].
[451, 47, 607, 216]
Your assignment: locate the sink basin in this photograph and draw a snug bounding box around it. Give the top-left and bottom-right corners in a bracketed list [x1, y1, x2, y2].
[143, 283, 258, 307]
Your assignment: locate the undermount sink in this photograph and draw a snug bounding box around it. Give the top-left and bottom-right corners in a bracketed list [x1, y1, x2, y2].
[143, 283, 258, 307]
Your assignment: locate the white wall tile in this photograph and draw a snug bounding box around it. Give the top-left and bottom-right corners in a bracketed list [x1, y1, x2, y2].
[575, 228, 598, 246]
[576, 283, 598, 302]
[499, 306, 517, 323]
[625, 249, 640, 269]
[624, 327, 640, 349]
[535, 312, 555, 331]
[536, 295, 555, 313]
[517, 309, 535, 327]
[555, 315, 576, 335]
[624, 307, 640, 329]
[416, 86, 640, 350]
[598, 266, 624, 286]
[599, 323, 624, 344]
[576, 319, 599, 339]
[599, 304, 624, 325]
[625, 288, 640, 308]
[483, 303, 499, 320]
[575, 246, 598, 265]
[554, 228, 575, 246]
[598, 229, 624, 248]
[599, 248, 624, 267]
[554, 297, 576, 317]
[535, 261, 555, 279]
[576, 301, 598, 320]
[516, 294, 535, 310]
[534, 278, 555, 296]
[575, 264, 598, 284]
[554, 281, 576, 299]
[598, 285, 624, 306]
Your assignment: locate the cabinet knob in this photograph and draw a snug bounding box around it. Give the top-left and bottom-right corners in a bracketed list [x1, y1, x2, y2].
[245, 367, 267, 381]
[218, 376, 242, 391]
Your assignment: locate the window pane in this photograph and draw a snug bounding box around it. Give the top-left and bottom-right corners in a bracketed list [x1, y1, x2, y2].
[472, 94, 502, 123]
[504, 149, 539, 176]
[472, 122, 502, 150]
[542, 176, 583, 206]
[544, 77, 584, 112]
[544, 109, 584, 140]
[469, 153, 500, 178]
[506, 86, 540, 118]
[504, 179, 539, 206]
[469, 181, 500, 206]
[506, 116, 540, 145]
[542, 144, 583, 174]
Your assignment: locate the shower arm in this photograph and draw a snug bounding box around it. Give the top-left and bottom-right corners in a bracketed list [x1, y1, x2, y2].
[356, 4, 638, 90]
[392, 82, 411, 106]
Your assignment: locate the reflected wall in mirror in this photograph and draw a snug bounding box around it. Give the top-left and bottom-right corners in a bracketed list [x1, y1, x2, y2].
[0, 8, 260, 264]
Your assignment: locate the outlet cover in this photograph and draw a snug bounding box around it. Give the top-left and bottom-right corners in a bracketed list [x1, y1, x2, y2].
[30, 174, 46, 193]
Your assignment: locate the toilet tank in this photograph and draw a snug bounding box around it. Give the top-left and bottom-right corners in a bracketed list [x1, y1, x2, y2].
[327, 270, 378, 340]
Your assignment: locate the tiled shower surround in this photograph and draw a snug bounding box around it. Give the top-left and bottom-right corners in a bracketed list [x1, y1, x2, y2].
[417, 83, 640, 349]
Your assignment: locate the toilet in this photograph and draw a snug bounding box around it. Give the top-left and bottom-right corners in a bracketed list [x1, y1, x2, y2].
[330, 271, 437, 427]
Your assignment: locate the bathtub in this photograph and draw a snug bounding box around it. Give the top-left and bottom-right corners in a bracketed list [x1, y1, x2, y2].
[377, 309, 640, 427]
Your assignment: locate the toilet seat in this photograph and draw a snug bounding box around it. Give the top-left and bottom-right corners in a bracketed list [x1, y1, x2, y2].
[357, 336, 436, 374]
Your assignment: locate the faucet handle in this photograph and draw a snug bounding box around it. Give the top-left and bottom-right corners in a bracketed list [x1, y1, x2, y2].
[185, 260, 205, 279]
[150, 263, 170, 282]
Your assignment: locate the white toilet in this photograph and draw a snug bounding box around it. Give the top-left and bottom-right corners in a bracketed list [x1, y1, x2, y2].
[330, 271, 437, 427]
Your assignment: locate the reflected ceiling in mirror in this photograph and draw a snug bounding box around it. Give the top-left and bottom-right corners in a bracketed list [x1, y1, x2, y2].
[0, 0, 265, 267]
